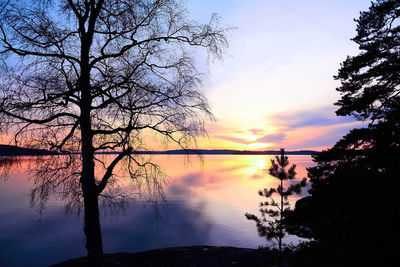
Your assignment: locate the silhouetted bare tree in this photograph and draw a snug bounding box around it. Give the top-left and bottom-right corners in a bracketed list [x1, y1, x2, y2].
[0, 0, 228, 265]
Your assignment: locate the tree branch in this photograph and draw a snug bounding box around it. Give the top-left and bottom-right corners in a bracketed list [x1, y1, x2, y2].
[97, 147, 133, 194]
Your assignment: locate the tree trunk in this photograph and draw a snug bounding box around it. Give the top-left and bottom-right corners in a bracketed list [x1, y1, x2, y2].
[78, 4, 106, 264]
[80, 97, 104, 266]
[77, 12, 105, 262]
[278, 239, 282, 267]
[83, 191, 104, 266]
[81, 116, 104, 266]
[80, 56, 103, 265]
[80, 120, 104, 266]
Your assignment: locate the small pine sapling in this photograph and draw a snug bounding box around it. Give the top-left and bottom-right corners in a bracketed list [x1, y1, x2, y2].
[245, 148, 307, 266]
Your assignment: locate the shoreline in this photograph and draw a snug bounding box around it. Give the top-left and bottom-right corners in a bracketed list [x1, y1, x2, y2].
[50, 246, 287, 267]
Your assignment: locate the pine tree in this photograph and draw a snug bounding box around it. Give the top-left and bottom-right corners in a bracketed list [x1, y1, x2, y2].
[245, 148, 306, 267]
[287, 1, 400, 266]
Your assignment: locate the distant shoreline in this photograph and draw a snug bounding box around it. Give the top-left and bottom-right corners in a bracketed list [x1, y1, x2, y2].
[100, 149, 319, 155]
[0, 144, 319, 156]
[0, 144, 59, 156]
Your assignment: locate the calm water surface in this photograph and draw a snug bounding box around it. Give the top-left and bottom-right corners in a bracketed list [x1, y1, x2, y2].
[0, 155, 314, 266]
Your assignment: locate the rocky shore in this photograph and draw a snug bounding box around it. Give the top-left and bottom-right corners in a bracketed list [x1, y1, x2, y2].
[51, 246, 286, 267]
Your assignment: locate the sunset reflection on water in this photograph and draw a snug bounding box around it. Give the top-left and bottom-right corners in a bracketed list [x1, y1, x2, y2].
[0, 154, 314, 266]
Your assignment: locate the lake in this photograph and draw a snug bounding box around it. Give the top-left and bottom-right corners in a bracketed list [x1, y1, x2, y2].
[0, 155, 314, 266]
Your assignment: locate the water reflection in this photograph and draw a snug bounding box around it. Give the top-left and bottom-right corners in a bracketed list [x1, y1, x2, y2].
[0, 155, 314, 266]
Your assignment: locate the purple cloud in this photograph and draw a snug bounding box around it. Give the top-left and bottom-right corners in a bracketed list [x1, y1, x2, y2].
[256, 133, 286, 142]
[269, 105, 357, 130]
[215, 133, 286, 145]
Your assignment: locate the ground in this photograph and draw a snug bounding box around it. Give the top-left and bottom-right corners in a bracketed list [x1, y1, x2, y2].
[51, 246, 286, 267]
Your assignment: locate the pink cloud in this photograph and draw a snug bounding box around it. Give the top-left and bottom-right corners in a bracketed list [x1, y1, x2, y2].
[214, 135, 251, 145]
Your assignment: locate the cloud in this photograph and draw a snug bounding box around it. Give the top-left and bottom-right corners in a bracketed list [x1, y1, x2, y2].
[248, 128, 264, 135]
[214, 135, 251, 145]
[256, 133, 286, 142]
[215, 133, 285, 145]
[268, 105, 357, 130]
[285, 122, 366, 150]
[211, 105, 360, 150]
[258, 105, 368, 150]
[288, 115, 354, 129]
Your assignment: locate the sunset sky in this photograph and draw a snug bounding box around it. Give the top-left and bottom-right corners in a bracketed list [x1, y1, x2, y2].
[186, 0, 371, 151]
[0, 1, 373, 152]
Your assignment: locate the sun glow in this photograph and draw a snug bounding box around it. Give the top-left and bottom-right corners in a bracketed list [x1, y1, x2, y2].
[254, 156, 270, 171]
[247, 142, 273, 150]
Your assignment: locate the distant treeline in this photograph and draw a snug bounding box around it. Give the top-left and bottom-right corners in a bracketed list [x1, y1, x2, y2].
[0, 145, 59, 156]
[103, 149, 320, 155]
[0, 145, 319, 156]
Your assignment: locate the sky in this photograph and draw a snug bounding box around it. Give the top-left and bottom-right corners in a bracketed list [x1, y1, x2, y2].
[184, 0, 372, 151]
[0, 0, 373, 151]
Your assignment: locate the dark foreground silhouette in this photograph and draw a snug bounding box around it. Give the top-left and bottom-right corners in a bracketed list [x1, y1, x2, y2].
[284, 1, 400, 266]
[51, 246, 289, 267]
